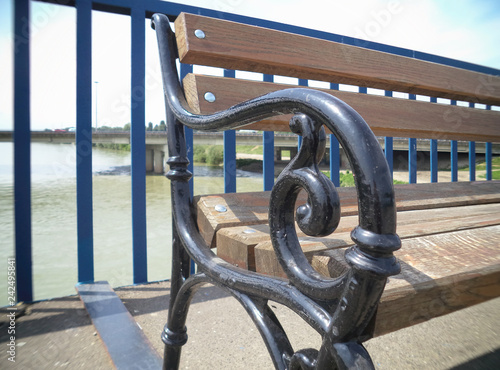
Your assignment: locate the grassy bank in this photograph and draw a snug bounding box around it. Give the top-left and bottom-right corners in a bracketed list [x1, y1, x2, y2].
[459, 156, 500, 180]
[93, 143, 131, 151]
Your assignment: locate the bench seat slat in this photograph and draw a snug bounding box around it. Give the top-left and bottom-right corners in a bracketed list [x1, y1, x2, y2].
[194, 181, 500, 247]
[183, 74, 500, 142]
[218, 203, 500, 272]
[175, 13, 500, 106]
[343, 225, 500, 337]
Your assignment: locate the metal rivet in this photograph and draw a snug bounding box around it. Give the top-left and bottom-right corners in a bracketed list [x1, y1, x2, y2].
[204, 92, 216, 102]
[194, 29, 206, 39]
[215, 204, 227, 213]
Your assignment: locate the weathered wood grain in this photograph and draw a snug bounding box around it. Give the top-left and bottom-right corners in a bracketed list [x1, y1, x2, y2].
[183, 74, 500, 142]
[222, 204, 500, 277]
[254, 203, 500, 277]
[175, 13, 500, 106]
[194, 181, 500, 248]
[310, 226, 500, 337]
[194, 188, 359, 248]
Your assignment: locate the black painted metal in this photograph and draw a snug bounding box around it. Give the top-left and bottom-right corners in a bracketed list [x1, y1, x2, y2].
[152, 13, 401, 369]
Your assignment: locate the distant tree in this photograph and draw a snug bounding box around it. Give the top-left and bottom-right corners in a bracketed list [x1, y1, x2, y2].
[147, 122, 153, 131]
[123, 122, 131, 131]
[159, 121, 166, 131]
[153, 124, 159, 131]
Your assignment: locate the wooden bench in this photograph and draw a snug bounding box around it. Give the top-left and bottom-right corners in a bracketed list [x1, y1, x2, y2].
[152, 12, 500, 369]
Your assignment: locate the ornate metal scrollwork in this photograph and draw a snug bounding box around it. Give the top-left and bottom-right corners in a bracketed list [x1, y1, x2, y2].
[152, 13, 401, 370]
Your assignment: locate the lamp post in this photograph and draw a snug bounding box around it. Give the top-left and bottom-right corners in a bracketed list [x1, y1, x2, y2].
[94, 81, 99, 131]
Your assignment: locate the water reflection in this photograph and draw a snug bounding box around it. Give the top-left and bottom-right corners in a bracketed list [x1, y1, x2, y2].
[0, 142, 264, 304]
[94, 163, 261, 178]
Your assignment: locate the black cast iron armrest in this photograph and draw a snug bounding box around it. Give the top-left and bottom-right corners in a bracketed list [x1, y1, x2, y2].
[152, 13, 400, 370]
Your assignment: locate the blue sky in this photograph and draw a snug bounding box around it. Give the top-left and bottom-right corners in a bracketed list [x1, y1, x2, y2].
[1, 0, 499, 131]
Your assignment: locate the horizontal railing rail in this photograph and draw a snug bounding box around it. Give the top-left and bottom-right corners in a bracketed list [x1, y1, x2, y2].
[11, 0, 499, 303]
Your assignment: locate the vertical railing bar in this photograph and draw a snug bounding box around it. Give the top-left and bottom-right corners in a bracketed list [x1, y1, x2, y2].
[179, 63, 194, 197]
[430, 139, 438, 183]
[297, 78, 308, 149]
[430, 97, 438, 183]
[468, 101, 476, 182]
[263, 130, 274, 191]
[384, 137, 394, 178]
[450, 100, 458, 182]
[14, 0, 33, 302]
[330, 83, 340, 187]
[76, 0, 94, 284]
[408, 138, 417, 184]
[469, 141, 476, 181]
[263, 75, 275, 191]
[384, 91, 394, 179]
[450, 140, 458, 182]
[485, 105, 492, 181]
[486, 142, 492, 181]
[131, 2, 147, 283]
[179, 63, 195, 274]
[408, 94, 417, 184]
[329, 135, 340, 187]
[223, 69, 237, 193]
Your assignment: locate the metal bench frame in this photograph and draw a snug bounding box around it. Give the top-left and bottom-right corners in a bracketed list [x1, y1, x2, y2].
[152, 13, 401, 369]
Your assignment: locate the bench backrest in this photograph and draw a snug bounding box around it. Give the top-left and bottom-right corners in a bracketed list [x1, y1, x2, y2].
[175, 12, 500, 143]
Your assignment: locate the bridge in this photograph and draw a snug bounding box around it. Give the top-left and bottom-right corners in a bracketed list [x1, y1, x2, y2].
[1, 131, 498, 173]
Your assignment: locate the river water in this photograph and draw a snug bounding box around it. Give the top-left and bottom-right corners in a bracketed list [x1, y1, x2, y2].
[0, 142, 263, 305]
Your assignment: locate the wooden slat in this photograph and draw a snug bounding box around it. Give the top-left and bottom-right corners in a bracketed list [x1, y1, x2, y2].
[195, 187, 359, 248]
[254, 203, 500, 277]
[175, 13, 500, 106]
[183, 74, 500, 142]
[76, 281, 162, 369]
[311, 226, 500, 337]
[194, 181, 500, 248]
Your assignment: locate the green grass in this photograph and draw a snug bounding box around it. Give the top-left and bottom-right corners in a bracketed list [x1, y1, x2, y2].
[321, 170, 407, 187]
[193, 145, 263, 165]
[459, 156, 500, 172]
[93, 143, 131, 151]
[236, 145, 263, 155]
[480, 170, 500, 180]
[193, 145, 224, 165]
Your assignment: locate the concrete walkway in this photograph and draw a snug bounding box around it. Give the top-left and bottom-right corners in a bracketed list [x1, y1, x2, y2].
[1, 280, 499, 369]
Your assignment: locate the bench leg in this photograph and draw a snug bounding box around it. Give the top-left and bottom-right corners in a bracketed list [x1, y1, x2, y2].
[162, 273, 207, 369]
[162, 223, 194, 370]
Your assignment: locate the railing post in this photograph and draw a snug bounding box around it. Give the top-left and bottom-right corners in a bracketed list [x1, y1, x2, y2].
[430, 97, 438, 182]
[297, 79, 308, 149]
[450, 100, 458, 182]
[180, 63, 194, 197]
[329, 83, 341, 187]
[14, 0, 33, 302]
[384, 91, 394, 179]
[486, 142, 492, 181]
[408, 138, 417, 184]
[486, 105, 492, 181]
[224, 69, 237, 193]
[263, 74, 275, 191]
[469, 103, 476, 182]
[408, 94, 417, 184]
[76, 0, 94, 284]
[131, 1, 147, 283]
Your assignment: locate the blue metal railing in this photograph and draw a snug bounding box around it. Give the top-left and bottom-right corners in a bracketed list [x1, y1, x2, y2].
[76, 0, 94, 286]
[12, 0, 498, 302]
[14, 0, 33, 302]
